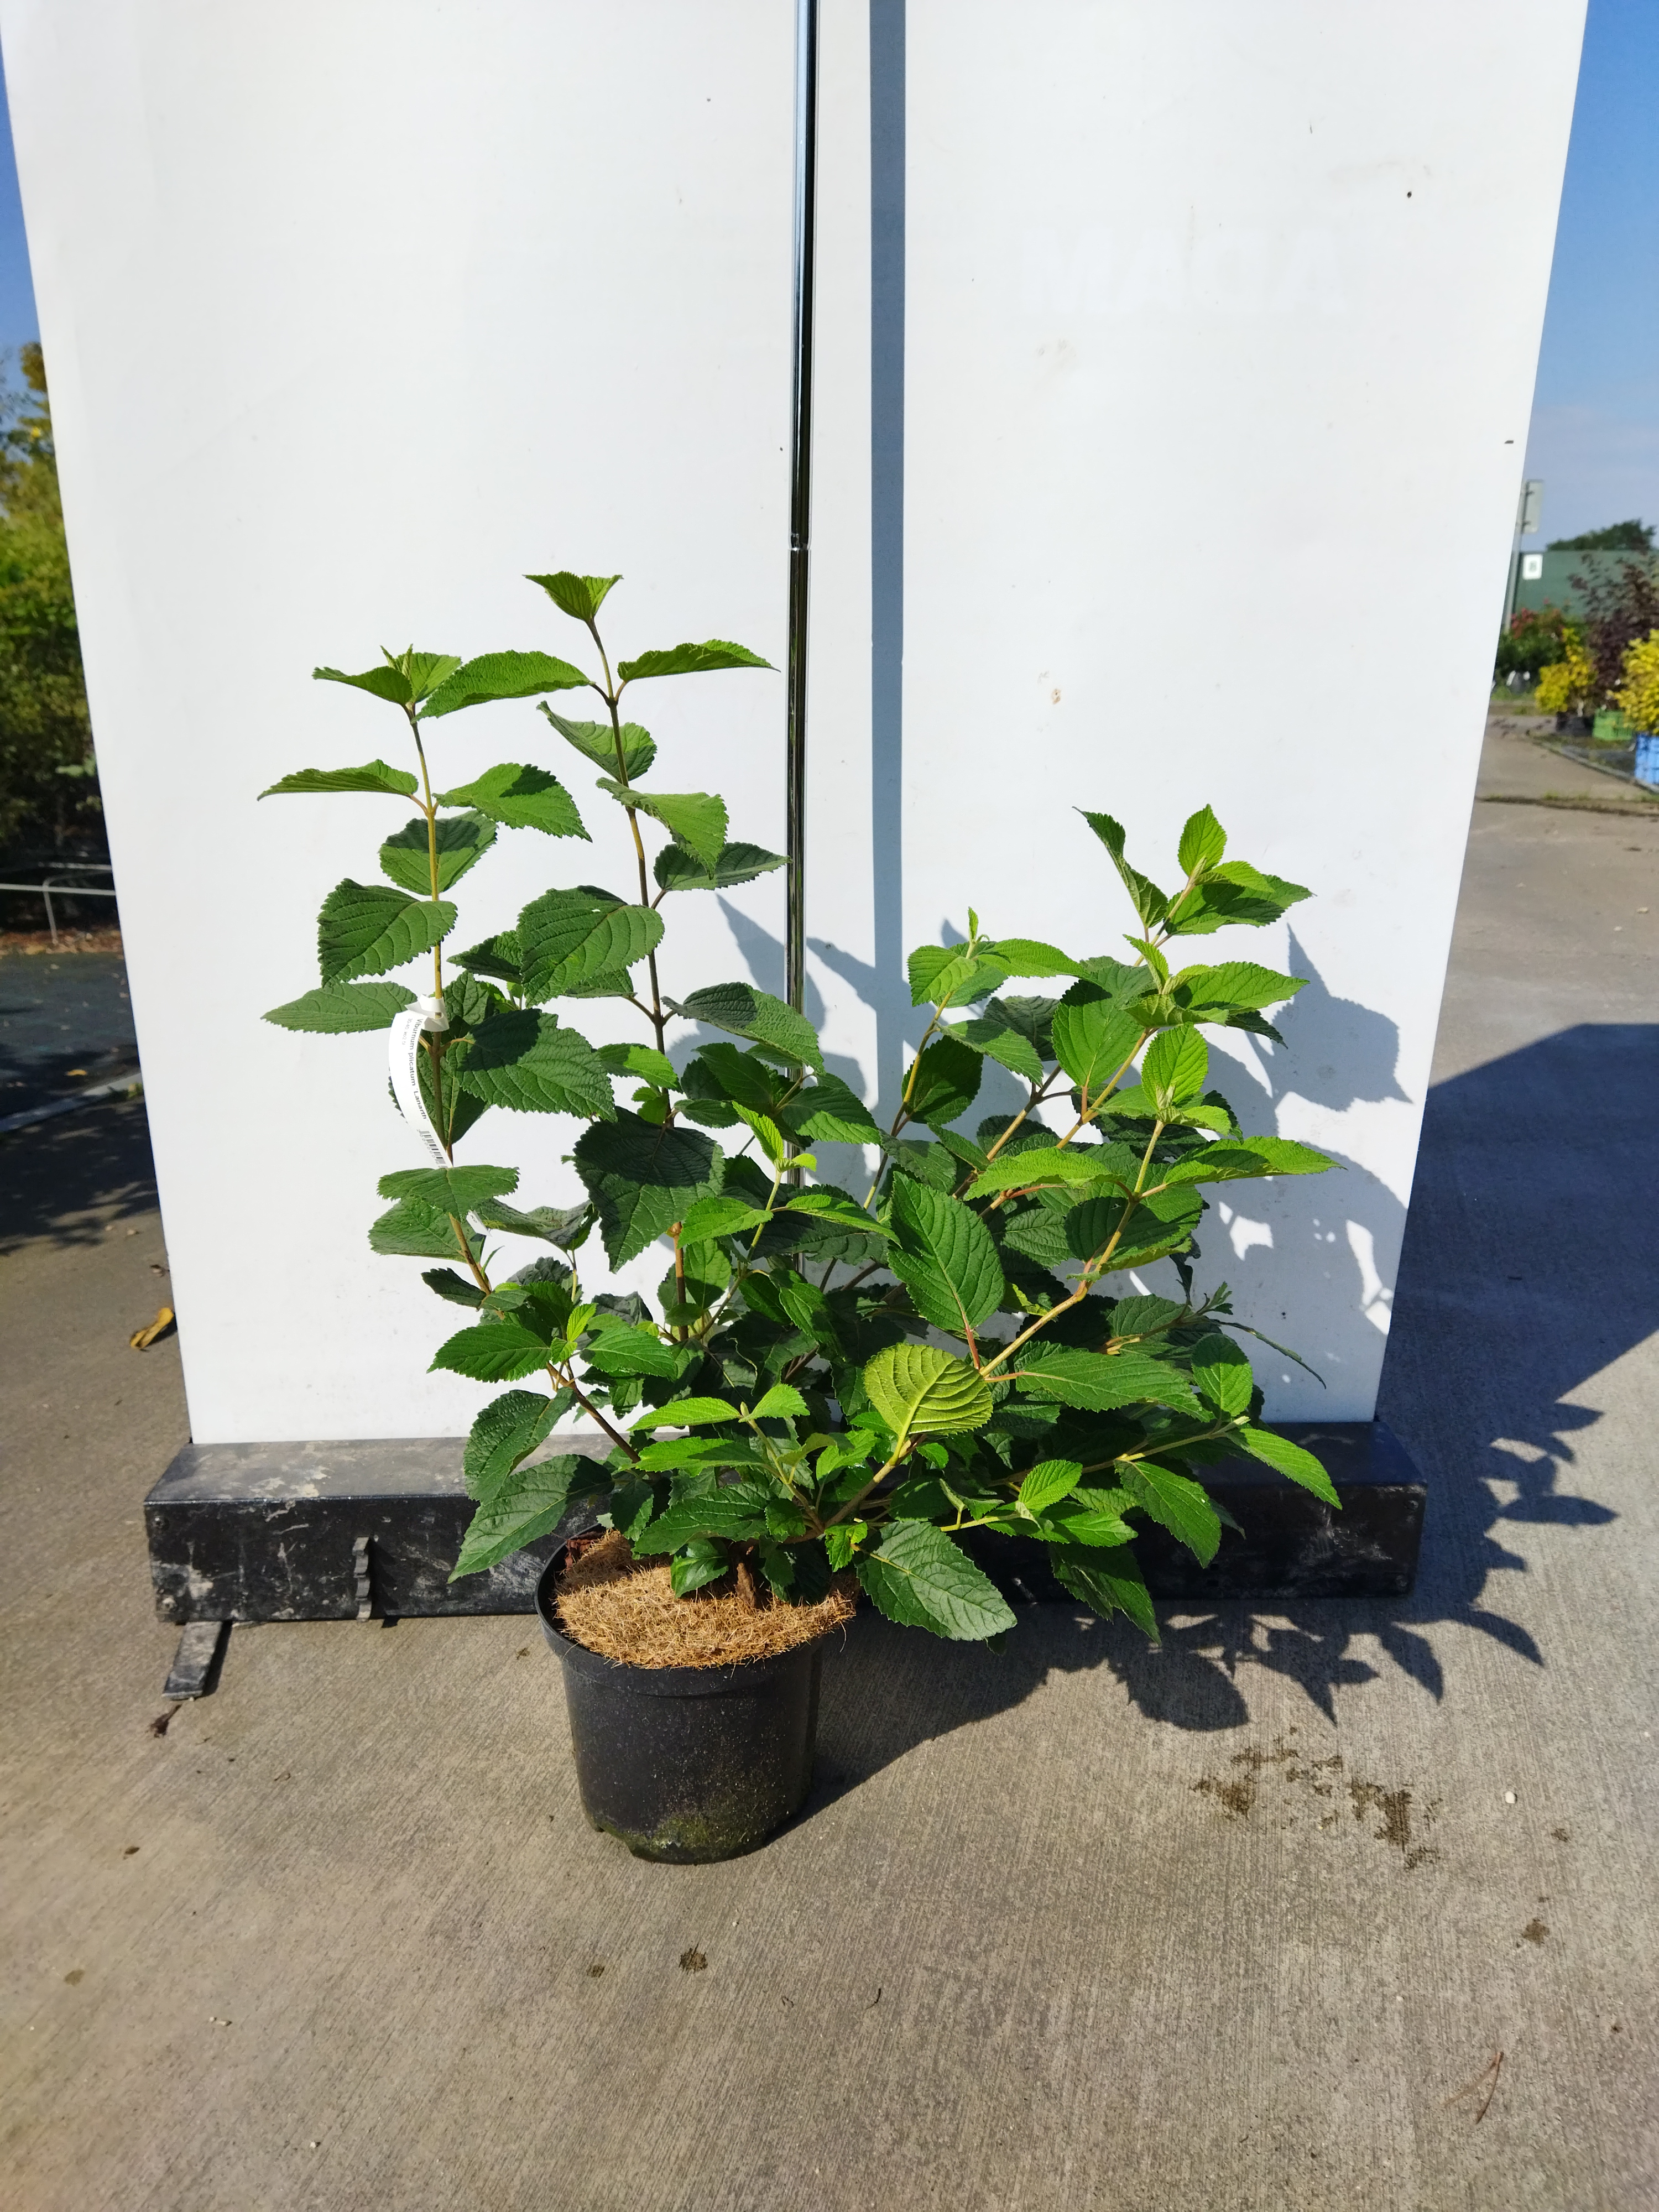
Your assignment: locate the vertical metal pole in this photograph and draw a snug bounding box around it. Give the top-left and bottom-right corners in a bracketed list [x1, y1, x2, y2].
[785, 0, 819, 1016]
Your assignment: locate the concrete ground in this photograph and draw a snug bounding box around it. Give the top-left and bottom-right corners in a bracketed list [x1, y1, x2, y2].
[2, 719, 1655, 2211]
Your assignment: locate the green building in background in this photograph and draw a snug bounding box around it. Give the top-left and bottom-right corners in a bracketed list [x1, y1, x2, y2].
[1508, 548, 1659, 620]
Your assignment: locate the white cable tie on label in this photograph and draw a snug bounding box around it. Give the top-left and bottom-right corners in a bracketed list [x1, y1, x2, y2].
[389, 993, 452, 1169]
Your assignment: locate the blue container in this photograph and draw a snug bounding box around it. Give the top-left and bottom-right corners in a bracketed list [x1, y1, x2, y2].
[1636, 732, 1659, 791]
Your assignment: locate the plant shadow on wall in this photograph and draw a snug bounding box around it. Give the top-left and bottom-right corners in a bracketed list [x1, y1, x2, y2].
[1196, 929, 1410, 1395]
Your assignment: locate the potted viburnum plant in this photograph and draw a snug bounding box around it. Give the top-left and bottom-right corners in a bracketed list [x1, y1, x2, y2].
[263, 569, 1338, 1861]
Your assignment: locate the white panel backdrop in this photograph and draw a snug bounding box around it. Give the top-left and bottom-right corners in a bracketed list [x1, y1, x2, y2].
[2, 0, 1582, 1439]
[2, 0, 806, 1440]
[897, 0, 1584, 1417]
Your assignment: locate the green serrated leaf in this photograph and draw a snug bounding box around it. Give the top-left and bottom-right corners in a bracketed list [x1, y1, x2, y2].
[396, 650, 464, 701]
[947, 1012, 1046, 1084]
[1165, 861, 1311, 937]
[987, 938, 1086, 979]
[581, 1323, 680, 1379]
[628, 1396, 742, 1431]
[462, 1389, 560, 1502]
[669, 1539, 733, 1597]
[414, 1022, 497, 1161]
[616, 639, 774, 682]
[904, 1035, 982, 1129]
[367, 1198, 477, 1262]
[633, 1483, 774, 1552]
[888, 1179, 1005, 1338]
[312, 662, 418, 707]
[1018, 1458, 1083, 1515]
[675, 1193, 769, 1244]
[518, 888, 662, 1001]
[907, 943, 1006, 1009]
[1047, 1501, 1139, 1548]
[420, 649, 593, 719]
[316, 881, 455, 983]
[422, 1267, 486, 1308]
[863, 1343, 994, 1439]
[781, 1187, 878, 1234]
[633, 1439, 762, 1474]
[263, 980, 415, 1033]
[1177, 805, 1227, 876]
[654, 841, 787, 894]
[474, 1199, 592, 1248]
[597, 781, 728, 870]
[525, 570, 621, 622]
[573, 1112, 722, 1267]
[965, 1145, 1125, 1201]
[1005, 1344, 1201, 1415]
[450, 930, 523, 992]
[1191, 1332, 1255, 1415]
[667, 984, 823, 1073]
[751, 1383, 810, 1421]
[1108, 1293, 1185, 1339]
[1156, 1138, 1333, 1188]
[432, 763, 588, 839]
[779, 1073, 882, 1145]
[378, 811, 497, 895]
[453, 1010, 616, 1118]
[1235, 1426, 1341, 1505]
[378, 1161, 515, 1211]
[260, 759, 419, 799]
[823, 1521, 867, 1570]
[594, 1041, 678, 1089]
[855, 1520, 1015, 1641]
[984, 997, 1059, 1063]
[1051, 980, 1146, 1099]
[1172, 961, 1307, 1015]
[688, 1044, 790, 1115]
[431, 1318, 557, 1383]
[1141, 1025, 1209, 1109]
[450, 1454, 582, 1578]
[1051, 1544, 1157, 1639]
[1120, 1460, 1222, 1566]
[1079, 810, 1171, 929]
[540, 708, 656, 780]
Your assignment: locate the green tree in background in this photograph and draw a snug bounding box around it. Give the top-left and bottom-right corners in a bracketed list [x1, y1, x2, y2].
[0, 342, 97, 854]
[1547, 519, 1655, 554]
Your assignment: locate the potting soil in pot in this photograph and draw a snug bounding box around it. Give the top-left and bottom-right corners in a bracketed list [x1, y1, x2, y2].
[555, 1530, 857, 1670]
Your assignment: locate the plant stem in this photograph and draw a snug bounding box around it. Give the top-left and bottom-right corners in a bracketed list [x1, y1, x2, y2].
[406, 705, 456, 1155]
[408, 707, 445, 1002]
[587, 617, 668, 1052]
[546, 1352, 637, 1459]
[860, 1009, 943, 1207]
[820, 1439, 911, 1531]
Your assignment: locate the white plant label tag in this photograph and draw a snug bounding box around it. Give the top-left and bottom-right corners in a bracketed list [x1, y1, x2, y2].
[389, 995, 452, 1169]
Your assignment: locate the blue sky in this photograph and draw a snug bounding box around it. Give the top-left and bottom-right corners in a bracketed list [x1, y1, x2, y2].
[1522, 0, 1659, 542]
[0, 6, 1653, 542]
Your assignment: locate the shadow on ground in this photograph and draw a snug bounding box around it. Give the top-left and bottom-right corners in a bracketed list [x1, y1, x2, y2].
[0, 948, 137, 1118]
[0, 1094, 158, 1252]
[795, 1024, 1652, 1791]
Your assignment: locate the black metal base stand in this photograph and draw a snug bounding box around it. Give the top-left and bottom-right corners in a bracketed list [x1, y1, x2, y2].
[962, 1420, 1423, 1605]
[145, 1422, 1423, 1694]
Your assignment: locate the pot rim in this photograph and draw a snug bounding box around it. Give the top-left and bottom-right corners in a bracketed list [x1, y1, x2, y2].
[535, 1543, 842, 1693]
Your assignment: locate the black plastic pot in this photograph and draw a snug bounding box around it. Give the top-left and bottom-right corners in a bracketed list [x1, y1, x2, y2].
[535, 1550, 826, 1863]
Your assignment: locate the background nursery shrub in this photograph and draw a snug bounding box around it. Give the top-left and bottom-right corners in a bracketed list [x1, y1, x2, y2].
[1535, 629, 1598, 717]
[262, 569, 1339, 1649]
[1615, 629, 1659, 733]
[1494, 602, 1569, 685]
